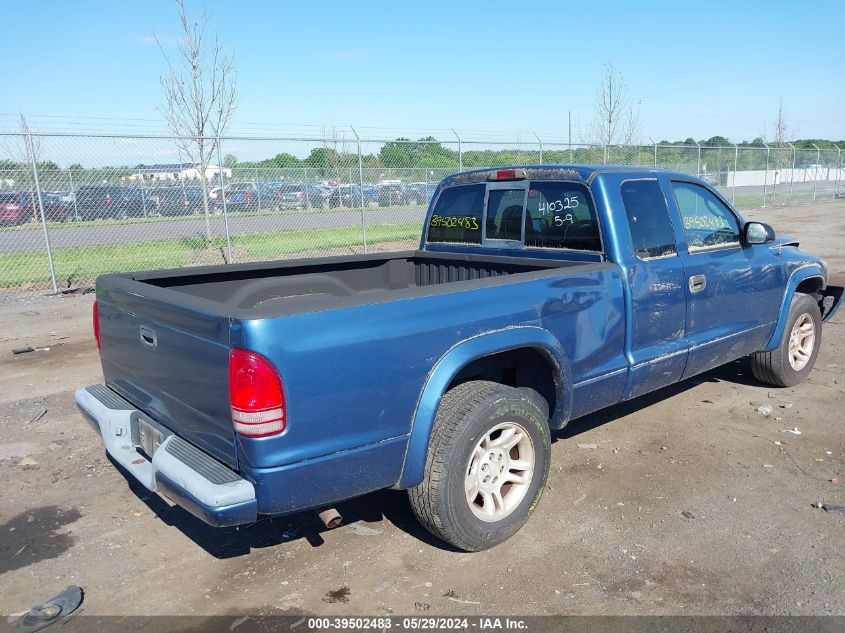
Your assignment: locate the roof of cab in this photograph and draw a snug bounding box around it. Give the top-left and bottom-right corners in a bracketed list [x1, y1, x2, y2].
[440, 164, 682, 187]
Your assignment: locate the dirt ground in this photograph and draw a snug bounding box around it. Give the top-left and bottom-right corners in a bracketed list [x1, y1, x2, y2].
[0, 200, 843, 617]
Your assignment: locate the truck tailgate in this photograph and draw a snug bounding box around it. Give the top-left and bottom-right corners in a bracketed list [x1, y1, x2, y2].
[97, 282, 236, 468]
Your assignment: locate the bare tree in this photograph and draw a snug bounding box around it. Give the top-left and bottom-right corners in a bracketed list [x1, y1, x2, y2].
[589, 64, 640, 161]
[772, 96, 790, 193]
[157, 0, 236, 244]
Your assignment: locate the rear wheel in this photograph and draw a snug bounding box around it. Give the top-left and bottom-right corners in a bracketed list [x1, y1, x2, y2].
[751, 293, 821, 387]
[408, 380, 551, 551]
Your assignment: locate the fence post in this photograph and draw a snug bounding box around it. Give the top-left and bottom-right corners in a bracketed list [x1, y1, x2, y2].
[812, 143, 821, 201]
[66, 170, 79, 220]
[603, 144, 608, 164]
[254, 165, 261, 210]
[138, 170, 148, 218]
[216, 135, 233, 264]
[787, 142, 796, 202]
[452, 129, 462, 171]
[533, 132, 543, 165]
[695, 141, 701, 176]
[732, 143, 738, 205]
[26, 133, 58, 293]
[835, 144, 842, 197]
[762, 143, 769, 207]
[351, 127, 367, 253]
[653, 142, 658, 167]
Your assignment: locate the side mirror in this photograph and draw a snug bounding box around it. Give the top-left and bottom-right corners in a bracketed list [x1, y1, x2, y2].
[744, 221, 775, 245]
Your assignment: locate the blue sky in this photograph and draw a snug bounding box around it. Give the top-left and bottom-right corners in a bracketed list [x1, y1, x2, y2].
[2, 0, 844, 142]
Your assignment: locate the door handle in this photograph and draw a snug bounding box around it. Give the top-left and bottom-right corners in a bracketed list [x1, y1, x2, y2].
[139, 325, 157, 349]
[688, 275, 707, 294]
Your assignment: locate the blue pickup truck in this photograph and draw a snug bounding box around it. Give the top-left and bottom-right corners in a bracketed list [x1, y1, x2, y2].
[76, 165, 842, 551]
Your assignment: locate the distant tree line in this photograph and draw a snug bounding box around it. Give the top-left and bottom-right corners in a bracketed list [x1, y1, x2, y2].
[2, 136, 843, 185]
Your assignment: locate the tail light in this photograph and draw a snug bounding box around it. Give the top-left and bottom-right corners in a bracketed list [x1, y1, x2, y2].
[93, 301, 101, 352]
[228, 349, 286, 437]
[245, 191, 252, 202]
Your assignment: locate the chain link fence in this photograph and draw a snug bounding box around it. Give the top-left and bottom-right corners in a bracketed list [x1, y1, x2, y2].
[1, 132, 843, 298]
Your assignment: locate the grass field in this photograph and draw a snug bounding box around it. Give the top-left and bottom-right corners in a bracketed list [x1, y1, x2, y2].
[0, 222, 422, 289]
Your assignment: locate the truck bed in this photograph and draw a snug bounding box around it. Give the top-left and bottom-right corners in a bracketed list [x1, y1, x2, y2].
[114, 251, 595, 318]
[96, 250, 617, 470]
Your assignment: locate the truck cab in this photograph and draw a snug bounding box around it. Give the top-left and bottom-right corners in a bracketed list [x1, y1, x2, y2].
[422, 166, 833, 397]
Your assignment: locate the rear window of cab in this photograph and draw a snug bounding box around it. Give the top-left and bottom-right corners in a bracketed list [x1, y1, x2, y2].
[426, 181, 600, 251]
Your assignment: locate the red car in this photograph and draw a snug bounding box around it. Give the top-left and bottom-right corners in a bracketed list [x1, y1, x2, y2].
[0, 192, 70, 226]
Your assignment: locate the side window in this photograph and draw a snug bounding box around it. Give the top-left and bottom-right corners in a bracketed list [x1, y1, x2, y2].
[426, 184, 485, 244]
[524, 182, 600, 251]
[671, 181, 740, 251]
[485, 189, 525, 241]
[620, 180, 677, 259]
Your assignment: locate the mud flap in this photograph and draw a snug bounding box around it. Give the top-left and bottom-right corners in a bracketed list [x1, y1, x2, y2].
[821, 285, 843, 322]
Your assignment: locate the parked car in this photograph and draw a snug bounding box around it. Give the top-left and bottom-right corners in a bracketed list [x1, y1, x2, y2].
[208, 187, 223, 205]
[274, 183, 327, 210]
[57, 190, 76, 205]
[78, 165, 842, 552]
[0, 191, 69, 225]
[378, 183, 412, 206]
[75, 185, 149, 220]
[362, 184, 380, 205]
[327, 184, 363, 208]
[153, 185, 206, 216]
[406, 182, 439, 205]
[218, 182, 279, 212]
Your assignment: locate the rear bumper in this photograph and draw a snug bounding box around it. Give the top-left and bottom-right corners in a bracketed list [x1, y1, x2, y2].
[75, 385, 257, 527]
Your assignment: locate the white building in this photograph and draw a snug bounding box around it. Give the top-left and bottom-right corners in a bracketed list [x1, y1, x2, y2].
[129, 163, 232, 182]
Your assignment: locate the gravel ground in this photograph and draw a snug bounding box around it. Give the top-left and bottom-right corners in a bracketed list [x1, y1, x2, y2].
[0, 200, 843, 617]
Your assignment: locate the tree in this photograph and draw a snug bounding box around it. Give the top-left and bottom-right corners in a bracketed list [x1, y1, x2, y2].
[771, 96, 791, 193]
[223, 154, 238, 169]
[257, 153, 300, 169]
[303, 147, 346, 177]
[589, 64, 640, 158]
[157, 0, 236, 245]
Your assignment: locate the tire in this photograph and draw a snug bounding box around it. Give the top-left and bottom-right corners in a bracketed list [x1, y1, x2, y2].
[408, 380, 551, 551]
[751, 293, 822, 387]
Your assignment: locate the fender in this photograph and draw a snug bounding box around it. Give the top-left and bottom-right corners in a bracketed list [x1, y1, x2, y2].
[764, 265, 825, 351]
[396, 326, 572, 489]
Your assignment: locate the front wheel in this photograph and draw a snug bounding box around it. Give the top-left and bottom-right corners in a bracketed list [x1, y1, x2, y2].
[751, 293, 822, 387]
[408, 380, 551, 551]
